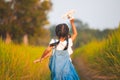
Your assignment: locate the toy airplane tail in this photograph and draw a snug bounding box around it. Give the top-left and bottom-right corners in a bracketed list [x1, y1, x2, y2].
[62, 10, 75, 20]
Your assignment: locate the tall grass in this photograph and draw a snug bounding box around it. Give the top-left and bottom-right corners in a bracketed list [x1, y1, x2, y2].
[0, 40, 50, 80]
[73, 26, 120, 79]
[93, 27, 120, 78]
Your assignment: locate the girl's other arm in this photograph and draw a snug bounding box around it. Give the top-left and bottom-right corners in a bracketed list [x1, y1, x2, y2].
[70, 19, 77, 41]
[34, 46, 52, 63]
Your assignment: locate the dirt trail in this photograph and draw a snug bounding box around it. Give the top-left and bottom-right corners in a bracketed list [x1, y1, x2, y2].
[73, 57, 117, 80]
[73, 57, 93, 80]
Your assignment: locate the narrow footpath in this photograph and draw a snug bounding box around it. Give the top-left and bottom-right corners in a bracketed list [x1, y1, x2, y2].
[73, 57, 93, 80]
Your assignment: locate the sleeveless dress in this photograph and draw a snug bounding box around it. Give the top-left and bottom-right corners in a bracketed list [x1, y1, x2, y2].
[49, 49, 80, 80]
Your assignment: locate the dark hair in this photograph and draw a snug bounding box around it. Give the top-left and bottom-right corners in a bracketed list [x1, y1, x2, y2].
[50, 23, 70, 50]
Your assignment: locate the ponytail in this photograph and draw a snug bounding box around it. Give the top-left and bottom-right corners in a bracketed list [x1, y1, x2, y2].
[63, 36, 69, 50]
[49, 40, 60, 47]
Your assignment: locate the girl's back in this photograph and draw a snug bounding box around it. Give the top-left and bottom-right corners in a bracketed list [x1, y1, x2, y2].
[49, 49, 80, 80]
[49, 38, 73, 55]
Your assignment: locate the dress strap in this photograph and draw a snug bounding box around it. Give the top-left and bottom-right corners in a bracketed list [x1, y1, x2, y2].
[51, 39, 57, 55]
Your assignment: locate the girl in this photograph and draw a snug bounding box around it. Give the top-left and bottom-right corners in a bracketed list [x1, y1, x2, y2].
[34, 18, 80, 80]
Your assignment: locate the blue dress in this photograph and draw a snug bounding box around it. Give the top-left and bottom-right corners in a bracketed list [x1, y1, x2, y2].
[49, 49, 80, 80]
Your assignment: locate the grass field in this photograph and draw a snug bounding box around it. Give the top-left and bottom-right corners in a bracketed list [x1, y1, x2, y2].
[0, 40, 50, 80]
[0, 26, 120, 80]
[73, 26, 120, 79]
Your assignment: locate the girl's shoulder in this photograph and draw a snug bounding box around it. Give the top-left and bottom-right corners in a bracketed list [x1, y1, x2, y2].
[49, 38, 73, 55]
[49, 38, 73, 45]
[68, 38, 73, 46]
[49, 39, 58, 44]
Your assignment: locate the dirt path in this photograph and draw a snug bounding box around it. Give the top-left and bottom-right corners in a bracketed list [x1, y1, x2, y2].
[73, 57, 117, 80]
[73, 57, 93, 80]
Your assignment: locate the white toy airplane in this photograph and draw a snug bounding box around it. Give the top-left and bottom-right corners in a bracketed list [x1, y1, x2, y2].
[62, 9, 75, 20]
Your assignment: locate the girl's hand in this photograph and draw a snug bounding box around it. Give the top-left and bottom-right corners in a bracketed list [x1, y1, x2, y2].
[70, 18, 74, 23]
[34, 59, 40, 63]
[39, 58, 44, 63]
[33, 58, 44, 63]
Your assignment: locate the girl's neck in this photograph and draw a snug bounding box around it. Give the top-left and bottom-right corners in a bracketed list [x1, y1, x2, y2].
[59, 37, 65, 42]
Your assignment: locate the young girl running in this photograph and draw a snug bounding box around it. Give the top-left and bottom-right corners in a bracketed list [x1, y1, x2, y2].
[34, 18, 80, 80]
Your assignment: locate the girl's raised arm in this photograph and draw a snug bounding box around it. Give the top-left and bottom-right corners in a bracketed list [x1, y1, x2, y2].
[70, 19, 77, 41]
